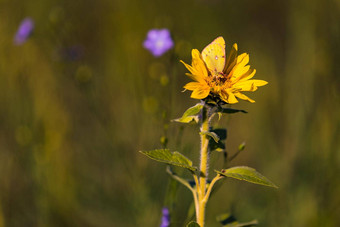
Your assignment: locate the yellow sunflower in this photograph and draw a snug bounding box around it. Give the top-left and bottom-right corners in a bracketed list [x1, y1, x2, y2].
[180, 37, 268, 104]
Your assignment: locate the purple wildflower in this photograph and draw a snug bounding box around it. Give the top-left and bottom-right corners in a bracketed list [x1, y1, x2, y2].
[160, 207, 170, 227]
[143, 29, 174, 57]
[14, 17, 34, 45]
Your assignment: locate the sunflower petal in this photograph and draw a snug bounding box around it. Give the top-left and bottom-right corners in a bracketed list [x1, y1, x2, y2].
[226, 91, 239, 104]
[237, 69, 256, 82]
[181, 62, 206, 84]
[180, 60, 196, 75]
[184, 82, 203, 91]
[191, 87, 210, 99]
[231, 65, 250, 80]
[191, 49, 208, 78]
[185, 73, 205, 83]
[225, 43, 238, 74]
[234, 92, 255, 103]
[220, 90, 238, 104]
[236, 53, 249, 66]
[234, 79, 268, 91]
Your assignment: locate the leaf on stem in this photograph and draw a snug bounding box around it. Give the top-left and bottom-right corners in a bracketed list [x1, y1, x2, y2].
[140, 149, 197, 171]
[200, 130, 220, 143]
[216, 166, 278, 188]
[211, 128, 227, 140]
[173, 103, 203, 123]
[218, 107, 248, 114]
[209, 139, 225, 152]
[209, 128, 227, 152]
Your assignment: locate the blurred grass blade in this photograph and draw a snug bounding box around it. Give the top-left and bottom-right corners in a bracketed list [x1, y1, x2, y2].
[236, 220, 258, 227]
[216, 166, 278, 188]
[140, 149, 197, 171]
[183, 201, 196, 226]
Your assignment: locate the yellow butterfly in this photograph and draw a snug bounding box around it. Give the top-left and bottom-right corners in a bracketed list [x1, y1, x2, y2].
[201, 36, 226, 78]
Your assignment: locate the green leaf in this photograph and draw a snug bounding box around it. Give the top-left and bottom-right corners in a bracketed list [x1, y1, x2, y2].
[208, 129, 227, 152]
[209, 128, 227, 152]
[173, 103, 203, 123]
[219, 108, 247, 114]
[209, 139, 225, 152]
[140, 149, 197, 171]
[211, 128, 227, 140]
[186, 221, 200, 227]
[200, 130, 220, 143]
[216, 166, 278, 188]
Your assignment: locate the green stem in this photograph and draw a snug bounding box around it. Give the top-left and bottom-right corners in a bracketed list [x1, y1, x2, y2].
[197, 104, 210, 227]
[166, 166, 199, 217]
[203, 174, 223, 202]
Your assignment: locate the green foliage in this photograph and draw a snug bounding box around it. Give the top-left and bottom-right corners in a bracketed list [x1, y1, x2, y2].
[218, 107, 248, 114]
[209, 129, 227, 152]
[173, 103, 203, 123]
[186, 221, 200, 227]
[140, 149, 197, 171]
[214, 107, 247, 121]
[211, 129, 227, 140]
[209, 139, 225, 152]
[200, 130, 219, 143]
[216, 166, 278, 188]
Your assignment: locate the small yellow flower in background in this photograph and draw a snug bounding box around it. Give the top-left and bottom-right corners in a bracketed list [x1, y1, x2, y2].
[181, 37, 268, 104]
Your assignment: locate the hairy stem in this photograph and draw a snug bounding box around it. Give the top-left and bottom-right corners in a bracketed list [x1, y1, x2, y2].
[197, 104, 210, 226]
[203, 174, 223, 203]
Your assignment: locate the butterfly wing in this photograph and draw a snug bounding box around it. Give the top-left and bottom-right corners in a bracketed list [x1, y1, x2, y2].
[202, 37, 226, 76]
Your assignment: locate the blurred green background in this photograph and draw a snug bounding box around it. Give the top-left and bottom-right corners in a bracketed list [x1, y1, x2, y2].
[0, 0, 339, 226]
